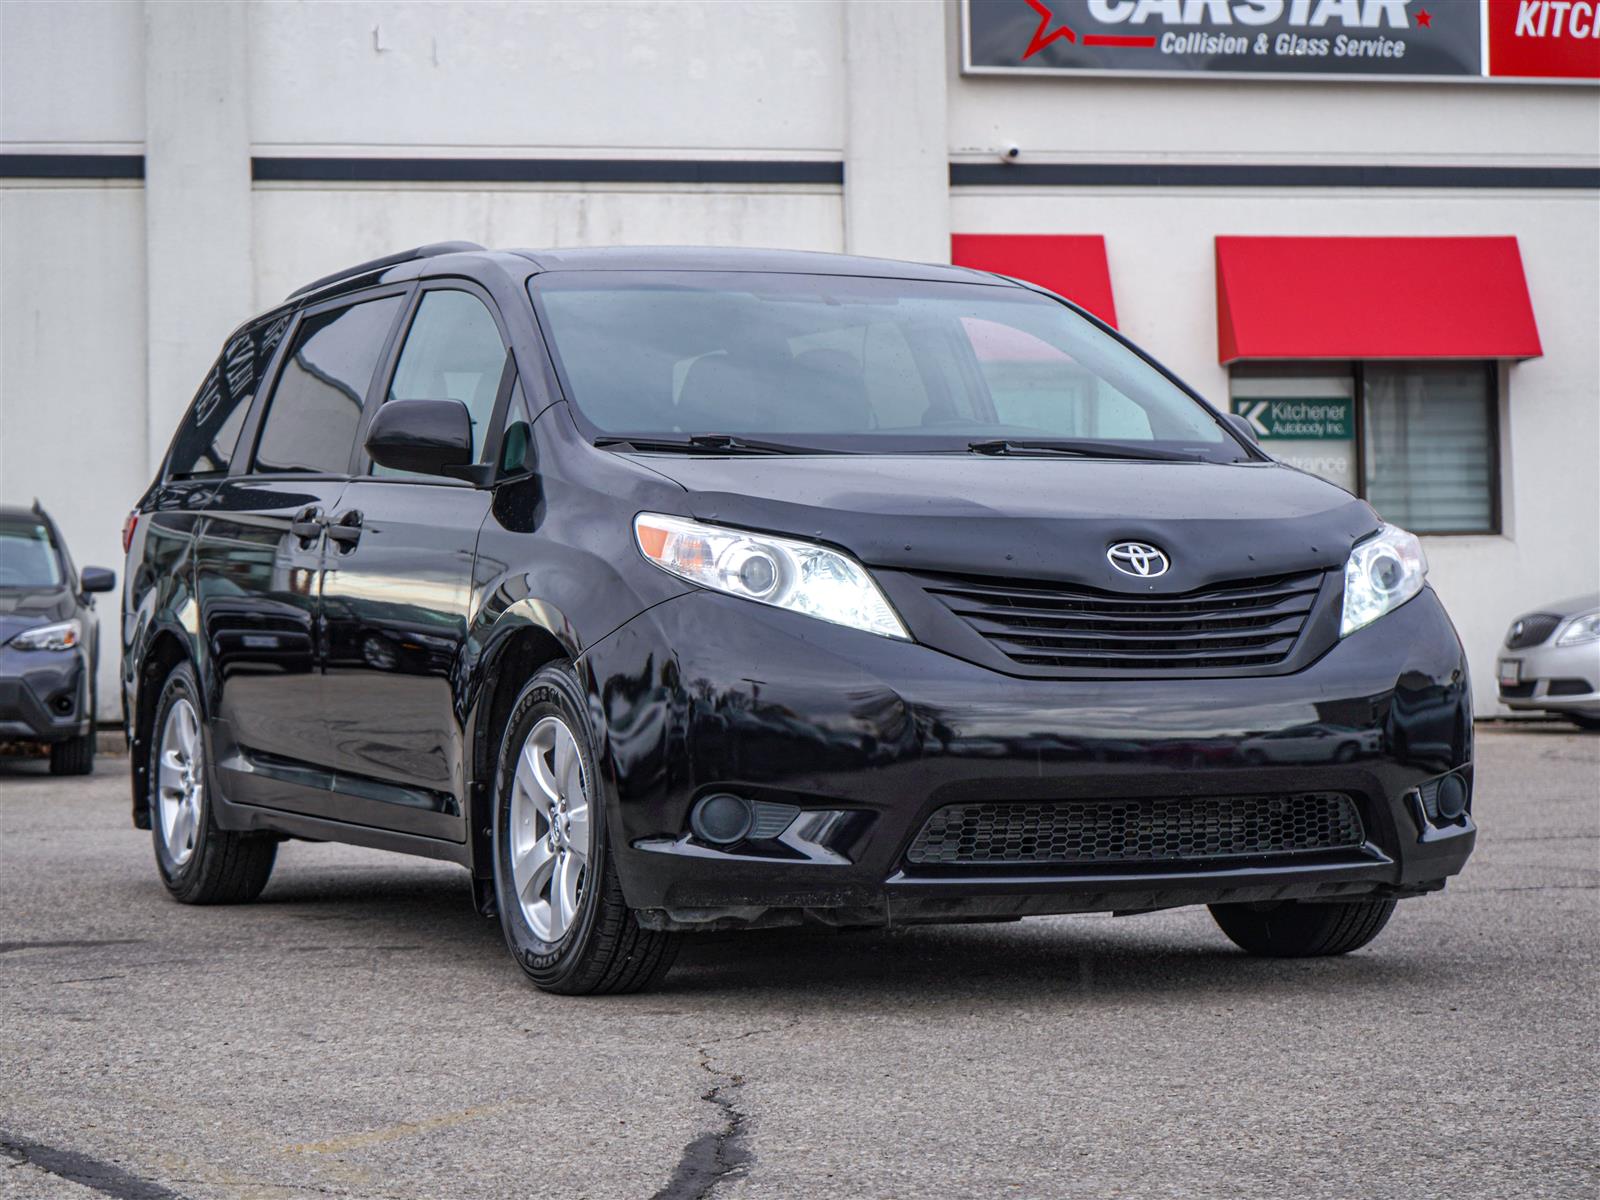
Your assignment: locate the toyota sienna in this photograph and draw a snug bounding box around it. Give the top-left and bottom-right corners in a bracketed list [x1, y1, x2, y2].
[122, 243, 1476, 993]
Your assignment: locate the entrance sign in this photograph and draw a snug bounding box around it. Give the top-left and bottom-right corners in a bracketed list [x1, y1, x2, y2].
[1229, 382, 1357, 492]
[964, 0, 1600, 82]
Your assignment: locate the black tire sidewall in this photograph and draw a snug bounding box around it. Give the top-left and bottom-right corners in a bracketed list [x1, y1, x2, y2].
[491, 663, 611, 986]
[149, 663, 215, 893]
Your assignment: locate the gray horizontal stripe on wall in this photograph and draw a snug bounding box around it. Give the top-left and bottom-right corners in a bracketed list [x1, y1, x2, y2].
[950, 163, 1600, 189]
[252, 157, 846, 185]
[0, 154, 144, 180]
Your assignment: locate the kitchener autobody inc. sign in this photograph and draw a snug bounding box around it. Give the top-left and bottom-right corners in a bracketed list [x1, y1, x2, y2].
[965, 0, 1600, 81]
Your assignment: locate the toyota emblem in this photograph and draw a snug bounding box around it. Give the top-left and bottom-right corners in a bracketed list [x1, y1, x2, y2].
[1107, 541, 1170, 578]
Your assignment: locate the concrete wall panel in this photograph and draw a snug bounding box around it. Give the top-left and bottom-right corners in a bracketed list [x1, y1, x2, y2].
[249, 0, 844, 154]
[0, 184, 148, 718]
[251, 185, 845, 307]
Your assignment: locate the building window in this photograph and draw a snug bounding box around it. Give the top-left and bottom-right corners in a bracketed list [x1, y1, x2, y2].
[1230, 362, 1499, 535]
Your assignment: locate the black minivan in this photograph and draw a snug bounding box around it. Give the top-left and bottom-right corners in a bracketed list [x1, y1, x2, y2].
[123, 243, 1476, 994]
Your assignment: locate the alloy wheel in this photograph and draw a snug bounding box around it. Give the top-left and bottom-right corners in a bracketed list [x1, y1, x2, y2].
[508, 715, 593, 943]
[157, 697, 203, 867]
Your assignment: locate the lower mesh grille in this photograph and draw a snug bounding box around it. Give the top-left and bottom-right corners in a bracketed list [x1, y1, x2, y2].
[905, 794, 1364, 867]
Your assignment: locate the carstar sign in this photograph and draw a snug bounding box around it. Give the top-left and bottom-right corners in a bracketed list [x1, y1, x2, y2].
[965, 0, 1600, 80]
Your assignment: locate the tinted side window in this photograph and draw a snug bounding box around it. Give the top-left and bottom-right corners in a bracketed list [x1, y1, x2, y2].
[252, 296, 403, 475]
[384, 290, 507, 467]
[167, 314, 291, 478]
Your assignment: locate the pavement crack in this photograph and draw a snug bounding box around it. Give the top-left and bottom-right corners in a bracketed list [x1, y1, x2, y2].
[650, 1045, 755, 1200]
[0, 1129, 186, 1200]
[0, 938, 144, 955]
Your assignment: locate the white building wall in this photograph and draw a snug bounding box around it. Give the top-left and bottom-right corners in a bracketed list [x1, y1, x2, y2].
[1, 2, 148, 719]
[0, 0, 145, 150]
[248, 0, 846, 155]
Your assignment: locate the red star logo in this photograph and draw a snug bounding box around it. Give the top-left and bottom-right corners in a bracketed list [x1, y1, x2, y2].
[1416, 8, 1433, 27]
[1022, 0, 1076, 60]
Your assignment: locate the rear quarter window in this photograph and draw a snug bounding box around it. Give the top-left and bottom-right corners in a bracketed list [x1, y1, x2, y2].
[166, 313, 292, 479]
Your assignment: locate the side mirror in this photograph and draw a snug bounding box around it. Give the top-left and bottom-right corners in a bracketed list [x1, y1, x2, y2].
[365, 399, 474, 478]
[1225, 413, 1261, 446]
[80, 566, 116, 593]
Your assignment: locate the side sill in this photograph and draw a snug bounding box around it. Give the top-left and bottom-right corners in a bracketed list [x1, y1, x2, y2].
[212, 797, 473, 868]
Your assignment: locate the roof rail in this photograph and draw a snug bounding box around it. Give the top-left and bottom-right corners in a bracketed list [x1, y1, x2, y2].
[287, 240, 486, 301]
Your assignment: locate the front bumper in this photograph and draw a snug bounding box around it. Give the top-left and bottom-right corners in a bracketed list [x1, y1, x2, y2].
[1497, 638, 1600, 719]
[580, 587, 1476, 930]
[0, 647, 91, 742]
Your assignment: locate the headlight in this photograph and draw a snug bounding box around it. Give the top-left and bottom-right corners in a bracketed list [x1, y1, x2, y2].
[1556, 610, 1600, 646]
[1340, 524, 1427, 637]
[634, 513, 909, 640]
[9, 619, 82, 652]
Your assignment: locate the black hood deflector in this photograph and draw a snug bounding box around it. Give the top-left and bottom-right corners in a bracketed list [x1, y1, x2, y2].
[631, 455, 1378, 593]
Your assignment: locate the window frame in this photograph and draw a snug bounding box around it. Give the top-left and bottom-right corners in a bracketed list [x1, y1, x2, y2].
[1230, 359, 1502, 537]
[231, 283, 414, 482]
[349, 278, 518, 488]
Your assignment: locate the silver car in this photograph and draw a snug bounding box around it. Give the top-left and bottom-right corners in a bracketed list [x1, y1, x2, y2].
[1497, 593, 1600, 730]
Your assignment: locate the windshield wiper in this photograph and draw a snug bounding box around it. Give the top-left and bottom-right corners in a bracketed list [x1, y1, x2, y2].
[967, 439, 1203, 463]
[595, 435, 840, 456]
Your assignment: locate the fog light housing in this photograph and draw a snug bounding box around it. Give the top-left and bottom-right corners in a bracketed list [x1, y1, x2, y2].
[690, 793, 754, 845]
[1436, 774, 1468, 821]
[1414, 771, 1471, 828]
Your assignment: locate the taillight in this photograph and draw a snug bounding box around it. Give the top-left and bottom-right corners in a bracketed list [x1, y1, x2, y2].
[122, 511, 139, 554]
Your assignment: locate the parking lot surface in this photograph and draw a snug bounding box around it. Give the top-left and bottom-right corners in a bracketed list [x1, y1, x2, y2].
[1, 726, 1595, 1200]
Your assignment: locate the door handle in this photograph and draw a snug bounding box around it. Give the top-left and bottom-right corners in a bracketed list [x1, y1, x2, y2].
[289, 507, 325, 542]
[326, 511, 363, 549]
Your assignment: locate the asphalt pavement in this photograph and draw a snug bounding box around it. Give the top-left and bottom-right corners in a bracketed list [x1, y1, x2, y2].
[1, 726, 1595, 1200]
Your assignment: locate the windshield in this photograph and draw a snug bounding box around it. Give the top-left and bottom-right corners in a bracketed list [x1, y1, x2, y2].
[530, 271, 1240, 460]
[0, 520, 64, 589]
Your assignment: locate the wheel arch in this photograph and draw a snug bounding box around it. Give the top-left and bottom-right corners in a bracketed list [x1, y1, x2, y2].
[463, 603, 581, 880]
[129, 626, 193, 829]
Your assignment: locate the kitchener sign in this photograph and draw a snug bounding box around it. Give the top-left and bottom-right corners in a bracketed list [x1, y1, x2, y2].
[965, 0, 1600, 81]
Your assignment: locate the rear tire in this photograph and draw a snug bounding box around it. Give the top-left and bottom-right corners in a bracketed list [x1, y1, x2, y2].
[1570, 715, 1600, 732]
[48, 732, 96, 776]
[149, 662, 277, 905]
[491, 662, 679, 995]
[1210, 898, 1396, 957]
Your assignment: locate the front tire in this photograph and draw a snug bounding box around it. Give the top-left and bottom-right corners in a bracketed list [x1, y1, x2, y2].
[491, 663, 678, 995]
[49, 732, 96, 776]
[1210, 898, 1396, 957]
[149, 662, 277, 904]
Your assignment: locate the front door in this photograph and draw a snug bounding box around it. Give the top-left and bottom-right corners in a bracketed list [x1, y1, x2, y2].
[318, 286, 510, 840]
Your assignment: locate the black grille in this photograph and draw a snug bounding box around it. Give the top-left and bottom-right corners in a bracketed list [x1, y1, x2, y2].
[905, 794, 1364, 867]
[1506, 614, 1560, 649]
[922, 570, 1325, 671]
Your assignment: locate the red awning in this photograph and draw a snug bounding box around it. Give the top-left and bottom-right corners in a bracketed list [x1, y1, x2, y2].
[1215, 236, 1542, 364]
[950, 234, 1118, 327]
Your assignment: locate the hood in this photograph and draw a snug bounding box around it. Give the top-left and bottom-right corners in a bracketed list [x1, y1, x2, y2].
[0, 588, 74, 645]
[629, 454, 1379, 592]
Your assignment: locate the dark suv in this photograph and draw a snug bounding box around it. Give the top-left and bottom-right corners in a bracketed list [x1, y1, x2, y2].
[2, 501, 115, 774]
[123, 243, 1476, 994]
